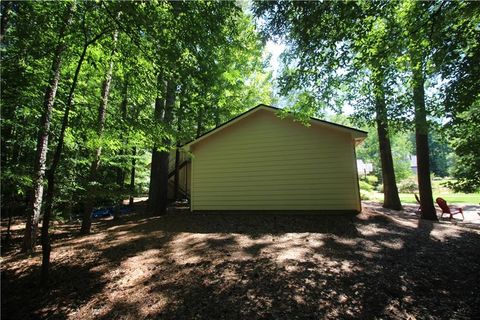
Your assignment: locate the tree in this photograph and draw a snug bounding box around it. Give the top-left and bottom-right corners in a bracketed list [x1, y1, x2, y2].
[148, 77, 174, 214]
[434, 1, 480, 192]
[23, 3, 74, 252]
[394, 1, 459, 220]
[253, 1, 403, 209]
[0, 1, 12, 43]
[427, 128, 451, 178]
[1, 2, 273, 269]
[357, 128, 414, 184]
[81, 29, 119, 234]
[41, 4, 112, 280]
[447, 100, 480, 192]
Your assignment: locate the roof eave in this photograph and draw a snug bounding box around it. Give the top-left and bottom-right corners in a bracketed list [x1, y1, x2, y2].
[182, 104, 368, 149]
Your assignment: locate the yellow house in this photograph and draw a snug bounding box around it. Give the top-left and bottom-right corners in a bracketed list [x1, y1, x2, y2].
[179, 104, 367, 213]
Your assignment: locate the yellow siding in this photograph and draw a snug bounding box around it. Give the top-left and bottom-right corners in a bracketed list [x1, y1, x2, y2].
[190, 109, 360, 211]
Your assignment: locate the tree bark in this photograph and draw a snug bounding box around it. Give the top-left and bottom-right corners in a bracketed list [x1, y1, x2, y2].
[22, 7, 72, 253]
[41, 40, 90, 282]
[116, 79, 129, 189]
[374, 80, 403, 210]
[4, 206, 12, 248]
[173, 98, 185, 201]
[159, 80, 176, 212]
[411, 60, 437, 220]
[129, 147, 136, 206]
[39, 19, 111, 279]
[81, 30, 118, 234]
[148, 79, 175, 215]
[148, 80, 166, 213]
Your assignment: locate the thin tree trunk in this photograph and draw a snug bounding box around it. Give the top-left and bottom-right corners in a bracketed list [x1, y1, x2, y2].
[173, 98, 185, 201]
[129, 147, 136, 206]
[116, 79, 128, 189]
[81, 30, 118, 234]
[148, 79, 175, 215]
[7, 111, 24, 169]
[40, 24, 109, 280]
[411, 60, 437, 220]
[374, 79, 402, 210]
[1, 108, 14, 172]
[4, 206, 12, 248]
[23, 7, 72, 252]
[113, 78, 129, 220]
[0, 1, 13, 166]
[41, 42, 89, 282]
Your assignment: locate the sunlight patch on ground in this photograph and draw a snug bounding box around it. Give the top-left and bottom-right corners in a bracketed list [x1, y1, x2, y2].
[377, 239, 404, 250]
[116, 249, 164, 288]
[429, 225, 466, 242]
[275, 244, 312, 262]
[3, 204, 480, 320]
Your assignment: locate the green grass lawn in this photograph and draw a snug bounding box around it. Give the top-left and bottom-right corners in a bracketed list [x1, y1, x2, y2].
[370, 192, 480, 204]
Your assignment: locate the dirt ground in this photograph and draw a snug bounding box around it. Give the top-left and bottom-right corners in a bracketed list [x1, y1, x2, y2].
[2, 202, 480, 319]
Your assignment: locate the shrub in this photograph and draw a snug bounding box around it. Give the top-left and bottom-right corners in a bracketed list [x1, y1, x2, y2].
[360, 190, 371, 200]
[398, 177, 418, 193]
[376, 183, 384, 193]
[365, 175, 378, 186]
[359, 180, 373, 191]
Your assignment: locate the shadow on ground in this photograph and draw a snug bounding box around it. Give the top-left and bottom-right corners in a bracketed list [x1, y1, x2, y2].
[2, 206, 480, 319]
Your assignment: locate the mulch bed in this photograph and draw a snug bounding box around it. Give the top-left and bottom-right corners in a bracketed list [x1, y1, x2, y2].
[2, 203, 480, 319]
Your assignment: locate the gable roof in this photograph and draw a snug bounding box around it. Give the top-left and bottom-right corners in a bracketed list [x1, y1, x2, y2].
[183, 104, 367, 149]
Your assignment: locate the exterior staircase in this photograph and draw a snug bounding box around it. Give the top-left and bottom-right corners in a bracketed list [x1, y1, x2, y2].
[167, 149, 191, 202]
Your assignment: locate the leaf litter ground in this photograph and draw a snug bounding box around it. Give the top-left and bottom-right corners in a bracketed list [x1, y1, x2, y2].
[2, 201, 479, 319]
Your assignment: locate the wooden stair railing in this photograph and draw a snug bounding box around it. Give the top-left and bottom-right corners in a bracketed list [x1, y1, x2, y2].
[168, 180, 190, 199]
[167, 159, 190, 179]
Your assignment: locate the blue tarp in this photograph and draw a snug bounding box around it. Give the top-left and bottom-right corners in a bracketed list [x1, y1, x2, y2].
[91, 205, 132, 219]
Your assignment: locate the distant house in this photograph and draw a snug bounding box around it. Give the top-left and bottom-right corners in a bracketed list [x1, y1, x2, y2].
[172, 104, 367, 213]
[357, 159, 373, 178]
[410, 155, 418, 174]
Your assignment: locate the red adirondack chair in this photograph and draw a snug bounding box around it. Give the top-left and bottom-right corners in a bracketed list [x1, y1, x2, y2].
[436, 197, 464, 220]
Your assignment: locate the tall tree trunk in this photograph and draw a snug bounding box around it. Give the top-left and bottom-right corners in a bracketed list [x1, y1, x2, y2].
[22, 7, 72, 252]
[116, 150, 125, 188]
[1, 107, 14, 173]
[173, 97, 185, 201]
[4, 206, 12, 248]
[129, 147, 136, 206]
[0, 1, 13, 165]
[41, 42, 89, 282]
[373, 79, 403, 210]
[158, 80, 176, 212]
[81, 30, 118, 234]
[148, 79, 166, 213]
[411, 57, 437, 220]
[149, 79, 175, 214]
[116, 79, 128, 189]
